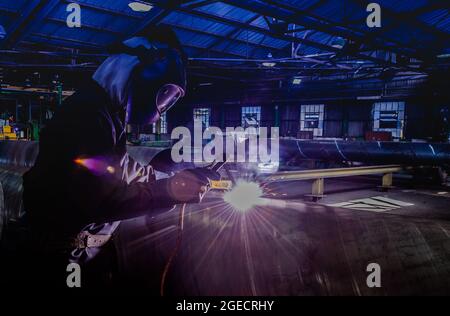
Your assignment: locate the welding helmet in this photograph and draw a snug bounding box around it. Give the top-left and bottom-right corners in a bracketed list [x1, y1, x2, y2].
[109, 27, 187, 125]
[126, 49, 186, 125]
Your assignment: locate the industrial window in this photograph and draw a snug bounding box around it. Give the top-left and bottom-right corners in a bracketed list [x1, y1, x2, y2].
[300, 104, 325, 137]
[193, 108, 211, 128]
[152, 112, 167, 134]
[372, 102, 405, 139]
[241, 106, 261, 128]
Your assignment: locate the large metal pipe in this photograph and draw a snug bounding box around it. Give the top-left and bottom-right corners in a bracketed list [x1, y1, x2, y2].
[2, 138, 450, 171]
[1, 139, 450, 169]
[279, 139, 450, 165]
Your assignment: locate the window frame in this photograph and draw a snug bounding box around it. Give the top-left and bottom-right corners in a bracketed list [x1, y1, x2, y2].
[241, 106, 262, 128]
[300, 104, 325, 137]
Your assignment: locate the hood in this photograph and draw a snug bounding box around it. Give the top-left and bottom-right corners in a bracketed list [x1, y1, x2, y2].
[92, 37, 155, 109]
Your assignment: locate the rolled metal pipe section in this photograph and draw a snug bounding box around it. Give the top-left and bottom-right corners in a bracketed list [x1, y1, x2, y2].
[0, 141, 39, 168]
[1, 139, 450, 170]
[280, 139, 450, 165]
[0, 141, 40, 231]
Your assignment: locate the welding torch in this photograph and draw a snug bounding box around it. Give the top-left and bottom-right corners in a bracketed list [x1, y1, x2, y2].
[208, 160, 233, 191]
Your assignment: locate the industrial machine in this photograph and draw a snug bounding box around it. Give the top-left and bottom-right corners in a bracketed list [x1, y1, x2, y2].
[0, 125, 17, 140]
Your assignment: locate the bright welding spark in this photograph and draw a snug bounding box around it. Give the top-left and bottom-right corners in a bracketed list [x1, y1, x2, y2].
[106, 166, 115, 174]
[223, 181, 265, 212]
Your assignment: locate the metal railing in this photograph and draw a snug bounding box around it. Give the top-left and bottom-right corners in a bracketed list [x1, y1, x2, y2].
[263, 165, 404, 200]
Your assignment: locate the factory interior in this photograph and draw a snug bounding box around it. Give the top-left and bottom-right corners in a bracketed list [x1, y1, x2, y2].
[0, 0, 450, 298]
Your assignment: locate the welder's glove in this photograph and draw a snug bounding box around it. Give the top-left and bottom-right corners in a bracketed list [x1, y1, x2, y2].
[158, 168, 221, 204]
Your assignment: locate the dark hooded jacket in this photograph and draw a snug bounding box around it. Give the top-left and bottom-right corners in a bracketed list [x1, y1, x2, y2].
[22, 79, 174, 248]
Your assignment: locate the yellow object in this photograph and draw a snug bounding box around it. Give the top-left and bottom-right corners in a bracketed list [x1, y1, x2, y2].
[0, 125, 17, 140]
[210, 180, 233, 190]
[4, 133, 17, 140]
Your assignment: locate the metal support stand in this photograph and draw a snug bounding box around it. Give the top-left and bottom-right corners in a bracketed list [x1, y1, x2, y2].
[379, 173, 394, 191]
[307, 178, 325, 202]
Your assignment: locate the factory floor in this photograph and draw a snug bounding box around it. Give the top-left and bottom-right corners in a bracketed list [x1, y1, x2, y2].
[115, 175, 450, 296]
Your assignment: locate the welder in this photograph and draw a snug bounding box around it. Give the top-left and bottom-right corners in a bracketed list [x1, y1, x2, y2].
[22, 26, 219, 289]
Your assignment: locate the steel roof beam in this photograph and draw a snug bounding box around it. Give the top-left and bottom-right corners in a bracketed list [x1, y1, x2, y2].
[397, 1, 449, 17]
[165, 22, 287, 52]
[1, 0, 60, 49]
[354, 2, 450, 52]
[150, 1, 418, 69]
[155, 2, 348, 53]
[64, 0, 141, 20]
[0, 6, 18, 15]
[181, 42, 251, 58]
[346, 1, 448, 27]
[222, 0, 427, 60]
[200, 14, 265, 57]
[349, 0, 450, 43]
[131, 7, 170, 37]
[46, 17, 124, 35]
[29, 32, 103, 50]
[303, 0, 329, 12]
[181, 0, 219, 10]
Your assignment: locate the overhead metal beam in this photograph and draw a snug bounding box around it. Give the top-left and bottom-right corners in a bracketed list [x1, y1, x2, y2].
[1, 0, 60, 49]
[274, 0, 450, 45]
[397, 1, 449, 17]
[46, 17, 124, 36]
[28, 33, 103, 50]
[346, 1, 448, 27]
[302, 0, 329, 12]
[154, 2, 342, 52]
[151, 1, 280, 58]
[349, 0, 450, 45]
[201, 14, 263, 57]
[131, 5, 172, 38]
[284, 27, 309, 34]
[182, 42, 250, 58]
[181, 0, 219, 10]
[221, 0, 427, 60]
[165, 22, 286, 53]
[151, 0, 420, 70]
[64, 0, 141, 20]
[0, 6, 18, 15]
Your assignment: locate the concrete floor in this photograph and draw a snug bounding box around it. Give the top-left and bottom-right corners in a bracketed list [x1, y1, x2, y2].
[114, 175, 450, 295]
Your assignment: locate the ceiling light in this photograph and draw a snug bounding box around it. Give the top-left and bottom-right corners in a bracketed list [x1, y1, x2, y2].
[262, 62, 276, 67]
[292, 77, 302, 85]
[128, 1, 154, 12]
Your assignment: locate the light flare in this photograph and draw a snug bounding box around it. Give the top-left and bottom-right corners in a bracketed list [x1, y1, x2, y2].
[223, 181, 265, 212]
[74, 157, 115, 175]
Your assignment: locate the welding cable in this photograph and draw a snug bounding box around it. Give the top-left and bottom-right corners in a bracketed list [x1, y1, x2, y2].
[160, 202, 186, 296]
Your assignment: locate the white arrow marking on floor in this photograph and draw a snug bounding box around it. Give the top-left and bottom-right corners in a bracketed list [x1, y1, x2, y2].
[328, 196, 414, 212]
[370, 196, 414, 207]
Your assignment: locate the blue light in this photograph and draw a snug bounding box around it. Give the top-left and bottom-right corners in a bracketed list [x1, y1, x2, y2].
[0, 25, 6, 40]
